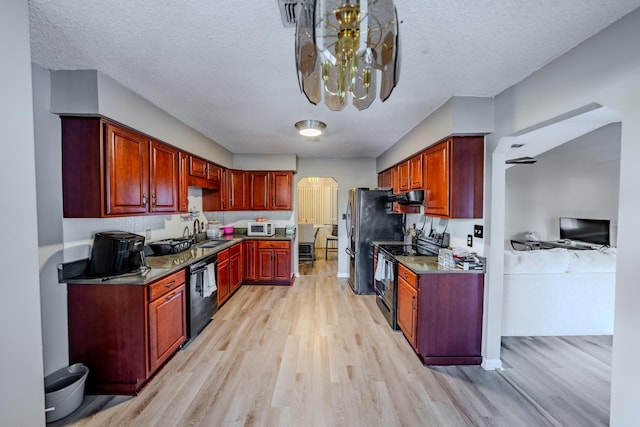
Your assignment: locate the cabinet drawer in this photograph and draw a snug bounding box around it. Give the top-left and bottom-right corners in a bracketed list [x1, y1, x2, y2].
[230, 243, 241, 256]
[258, 240, 290, 249]
[398, 264, 417, 288]
[149, 270, 186, 301]
[218, 248, 229, 262]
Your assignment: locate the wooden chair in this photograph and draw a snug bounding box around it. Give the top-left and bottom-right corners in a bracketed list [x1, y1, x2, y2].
[325, 224, 338, 260]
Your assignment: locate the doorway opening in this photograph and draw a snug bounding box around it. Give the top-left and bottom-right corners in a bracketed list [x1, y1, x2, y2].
[297, 177, 338, 275]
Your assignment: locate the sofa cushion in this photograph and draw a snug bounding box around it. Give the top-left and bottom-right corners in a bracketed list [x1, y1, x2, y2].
[566, 248, 617, 273]
[504, 248, 572, 274]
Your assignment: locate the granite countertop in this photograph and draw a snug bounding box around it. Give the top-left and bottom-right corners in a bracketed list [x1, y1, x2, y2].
[395, 255, 485, 275]
[372, 241, 485, 275]
[65, 232, 295, 286]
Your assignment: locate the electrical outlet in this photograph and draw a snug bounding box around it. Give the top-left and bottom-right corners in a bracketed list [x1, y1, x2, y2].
[474, 224, 483, 239]
[467, 234, 473, 247]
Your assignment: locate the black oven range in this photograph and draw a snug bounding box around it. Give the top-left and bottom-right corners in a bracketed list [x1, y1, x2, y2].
[373, 234, 448, 329]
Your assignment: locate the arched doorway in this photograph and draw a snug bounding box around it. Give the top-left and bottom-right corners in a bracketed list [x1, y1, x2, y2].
[297, 177, 339, 275]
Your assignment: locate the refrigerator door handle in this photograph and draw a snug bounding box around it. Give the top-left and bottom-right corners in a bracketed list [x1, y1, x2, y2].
[345, 247, 355, 258]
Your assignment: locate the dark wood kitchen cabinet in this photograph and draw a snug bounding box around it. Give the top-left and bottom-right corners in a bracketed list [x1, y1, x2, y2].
[396, 264, 418, 349]
[229, 243, 243, 293]
[61, 117, 181, 217]
[249, 171, 293, 210]
[227, 169, 249, 210]
[218, 244, 243, 305]
[217, 248, 230, 305]
[396, 263, 484, 365]
[243, 240, 258, 281]
[148, 139, 180, 213]
[187, 155, 222, 190]
[67, 269, 186, 394]
[178, 151, 190, 212]
[256, 240, 291, 284]
[423, 136, 484, 218]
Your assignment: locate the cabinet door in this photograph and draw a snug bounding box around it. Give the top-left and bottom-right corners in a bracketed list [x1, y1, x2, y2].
[148, 283, 186, 373]
[424, 139, 451, 217]
[230, 245, 242, 293]
[149, 140, 179, 213]
[178, 152, 189, 212]
[189, 156, 208, 179]
[270, 171, 293, 210]
[273, 248, 291, 281]
[397, 161, 410, 192]
[243, 240, 257, 281]
[227, 169, 248, 210]
[249, 172, 270, 210]
[257, 249, 274, 281]
[104, 123, 149, 215]
[397, 277, 418, 349]
[217, 251, 230, 305]
[207, 163, 222, 183]
[409, 154, 423, 189]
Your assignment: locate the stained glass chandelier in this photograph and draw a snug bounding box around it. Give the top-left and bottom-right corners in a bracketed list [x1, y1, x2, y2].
[295, 0, 400, 111]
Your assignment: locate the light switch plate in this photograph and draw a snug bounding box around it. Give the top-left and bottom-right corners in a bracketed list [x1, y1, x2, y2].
[467, 234, 473, 247]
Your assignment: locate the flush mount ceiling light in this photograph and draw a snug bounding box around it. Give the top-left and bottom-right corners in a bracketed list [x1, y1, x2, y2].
[295, 0, 400, 111]
[295, 119, 327, 137]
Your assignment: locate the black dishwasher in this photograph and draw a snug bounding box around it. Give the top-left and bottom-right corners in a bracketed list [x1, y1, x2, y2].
[185, 253, 218, 346]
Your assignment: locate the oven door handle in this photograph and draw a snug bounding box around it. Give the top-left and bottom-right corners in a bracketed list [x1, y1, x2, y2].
[190, 266, 207, 275]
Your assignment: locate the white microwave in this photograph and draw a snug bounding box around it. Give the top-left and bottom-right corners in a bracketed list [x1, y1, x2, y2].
[247, 221, 275, 236]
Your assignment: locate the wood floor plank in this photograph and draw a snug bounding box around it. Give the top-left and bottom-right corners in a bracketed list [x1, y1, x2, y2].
[52, 250, 612, 426]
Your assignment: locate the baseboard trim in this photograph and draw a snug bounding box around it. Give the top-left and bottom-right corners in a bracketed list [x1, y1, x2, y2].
[482, 358, 504, 371]
[337, 273, 350, 278]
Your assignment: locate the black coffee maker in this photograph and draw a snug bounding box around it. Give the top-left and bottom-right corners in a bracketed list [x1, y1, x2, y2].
[88, 231, 146, 277]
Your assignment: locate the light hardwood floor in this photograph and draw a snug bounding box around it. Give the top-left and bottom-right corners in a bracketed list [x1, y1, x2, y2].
[53, 250, 611, 426]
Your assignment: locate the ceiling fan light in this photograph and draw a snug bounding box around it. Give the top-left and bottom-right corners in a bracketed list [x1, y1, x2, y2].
[295, 119, 326, 137]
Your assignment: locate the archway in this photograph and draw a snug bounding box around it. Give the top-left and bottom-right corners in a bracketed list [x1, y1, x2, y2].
[296, 177, 339, 275]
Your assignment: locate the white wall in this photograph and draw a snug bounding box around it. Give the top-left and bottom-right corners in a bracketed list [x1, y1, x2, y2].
[296, 158, 377, 276]
[376, 96, 494, 171]
[0, 1, 46, 425]
[484, 8, 640, 425]
[505, 123, 620, 245]
[51, 70, 234, 167]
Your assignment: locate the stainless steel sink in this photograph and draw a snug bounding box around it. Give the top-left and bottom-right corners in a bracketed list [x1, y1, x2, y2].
[196, 240, 228, 249]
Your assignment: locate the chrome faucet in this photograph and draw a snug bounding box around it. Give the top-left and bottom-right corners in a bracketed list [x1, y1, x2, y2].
[183, 225, 191, 238]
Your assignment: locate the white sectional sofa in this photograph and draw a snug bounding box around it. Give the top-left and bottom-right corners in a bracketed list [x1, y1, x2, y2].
[502, 247, 616, 336]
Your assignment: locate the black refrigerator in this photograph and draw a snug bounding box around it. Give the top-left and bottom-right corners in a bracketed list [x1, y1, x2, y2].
[345, 188, 404, 294]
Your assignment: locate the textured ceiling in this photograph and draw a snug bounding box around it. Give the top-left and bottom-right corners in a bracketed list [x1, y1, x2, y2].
[28, 0, 640, 159]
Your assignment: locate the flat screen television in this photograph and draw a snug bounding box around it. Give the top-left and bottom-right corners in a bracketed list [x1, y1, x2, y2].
[559, 217, 610, 246]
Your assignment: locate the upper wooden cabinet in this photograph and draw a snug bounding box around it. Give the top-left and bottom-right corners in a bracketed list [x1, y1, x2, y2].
[149, 140, 180, 213]
[270, 171, 293, 210]
[378, 168, 393, 188]
[227, 169, 249, 210]
[394, 154, 423, 193]
[423, 136, 484, 218]
[187, 155, 222, 190]
[178, 152, 189, 212]
[61, 117, 181, 217]
[249, 171, 293, 211]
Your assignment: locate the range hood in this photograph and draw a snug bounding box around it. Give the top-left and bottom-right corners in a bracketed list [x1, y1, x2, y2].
[387, 190, 424, 205]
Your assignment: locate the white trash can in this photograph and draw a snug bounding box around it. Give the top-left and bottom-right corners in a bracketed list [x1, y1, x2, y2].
[44, 363, 89, 423]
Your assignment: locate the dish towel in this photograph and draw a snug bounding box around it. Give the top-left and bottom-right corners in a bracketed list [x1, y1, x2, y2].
[374, 252, 387, 281]
[203, 264, 217, 297]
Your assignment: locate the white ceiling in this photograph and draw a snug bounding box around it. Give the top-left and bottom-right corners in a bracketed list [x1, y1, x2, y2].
[28, 0, 640, 159]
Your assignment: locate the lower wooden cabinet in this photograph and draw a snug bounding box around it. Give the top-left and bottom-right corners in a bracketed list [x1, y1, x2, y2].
[397, 263, 484, 365]
[396, 265, 418, 349]
[255, 240, 291, 285]
[67, 270, 187, 395]
[218, 243, 243, 306]
[243, 240, 257, 281]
